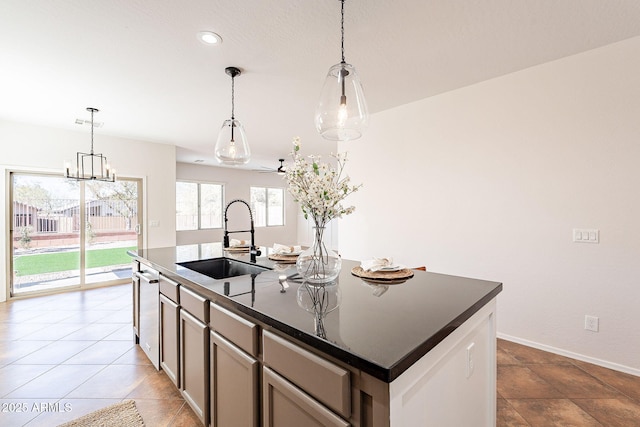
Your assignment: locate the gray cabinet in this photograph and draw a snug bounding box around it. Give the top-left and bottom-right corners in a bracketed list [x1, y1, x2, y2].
[210, 330, 259, 427]
[160, 293, 179, 387]
[263, 367, 350, 427]
[262, 330, 351, 420]
[210, 303, 260, 427]
[179, 287, 209, 426]
[159, 275, 180, 387]
[136, 279, 390, 426]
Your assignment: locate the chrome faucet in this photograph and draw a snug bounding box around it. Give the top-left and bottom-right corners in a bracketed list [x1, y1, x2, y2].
[223, 199, 261, 262]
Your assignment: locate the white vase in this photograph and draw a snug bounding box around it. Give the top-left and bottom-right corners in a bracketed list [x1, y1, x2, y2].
[296, 226, 341, 284]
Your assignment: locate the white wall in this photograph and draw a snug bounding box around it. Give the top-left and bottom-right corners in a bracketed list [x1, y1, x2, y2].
[339, 37, 640, 373]
[1, 120, 176, 301]
[176, 162, 298, 248]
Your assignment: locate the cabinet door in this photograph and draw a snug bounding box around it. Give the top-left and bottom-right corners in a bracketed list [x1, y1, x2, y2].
[263, 367, 350, 427]
[180, 309, 209, 426]
[160, 294, 179, 387]
[210, 331, 259, 427]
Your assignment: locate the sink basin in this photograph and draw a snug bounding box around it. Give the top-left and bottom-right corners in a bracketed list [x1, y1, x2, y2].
[178, 257, 270, 280]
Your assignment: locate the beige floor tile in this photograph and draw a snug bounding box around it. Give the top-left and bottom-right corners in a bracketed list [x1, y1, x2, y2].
[497, 365, 563, 399]
[12, 340, 95, 365]
[573, 360, 640, 402]
[528, 364, 621, 399]
[0, 365, 55, 397]
[573, 398, 640, 427]
[64, 363, 157, 399]
[62, 340, 134, 365]
[0, 398, 59, 426]
[509, 399, 602, 426]
[24, 398, 121, 427]
[499, 340, 575, 365]
[497, 398, 530, 426]
[6, 364, 106, 399]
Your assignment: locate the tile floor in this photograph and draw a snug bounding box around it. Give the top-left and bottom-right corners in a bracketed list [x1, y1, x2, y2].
[497, 338, 640, 426]
[0, 284, 199, 426]
[2, 284, 639, 426]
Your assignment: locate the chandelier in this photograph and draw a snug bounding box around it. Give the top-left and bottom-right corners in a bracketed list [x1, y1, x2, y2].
[65, 107, 115, 182]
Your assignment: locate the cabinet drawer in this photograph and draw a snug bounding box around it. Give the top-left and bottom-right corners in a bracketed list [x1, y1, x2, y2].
[159, 275, 179, 303]
[210, 303, 259, 357]
[263, 367, 350, 427]
[263, 330, 350, 418]
[179, 287, 209, 323]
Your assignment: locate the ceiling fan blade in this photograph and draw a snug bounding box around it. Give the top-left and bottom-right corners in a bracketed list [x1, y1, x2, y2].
[252, 159, 286, 174]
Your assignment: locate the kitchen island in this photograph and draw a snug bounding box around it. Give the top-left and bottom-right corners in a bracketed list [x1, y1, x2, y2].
[130, 243, 502, 426]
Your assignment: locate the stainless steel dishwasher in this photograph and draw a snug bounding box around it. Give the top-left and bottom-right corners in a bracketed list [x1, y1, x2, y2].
[136, 267, 160, 369]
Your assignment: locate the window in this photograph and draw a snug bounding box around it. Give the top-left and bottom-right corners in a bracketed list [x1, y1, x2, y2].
[250, 187, 284, 227]
[10, 172, 142, 296]
[176, 181, 223, 230]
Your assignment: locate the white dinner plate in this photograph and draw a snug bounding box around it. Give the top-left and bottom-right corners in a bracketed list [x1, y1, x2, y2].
[378, 264, 405, 272]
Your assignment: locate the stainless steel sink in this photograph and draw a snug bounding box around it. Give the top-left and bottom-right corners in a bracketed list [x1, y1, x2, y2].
[178, 257, 270, 280]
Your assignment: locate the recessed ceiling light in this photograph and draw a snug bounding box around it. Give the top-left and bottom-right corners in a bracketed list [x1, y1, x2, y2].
[197, 31, 222, 45]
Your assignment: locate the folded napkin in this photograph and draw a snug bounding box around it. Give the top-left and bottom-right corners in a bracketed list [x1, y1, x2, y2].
[229, 239, 250, 247]
[272, 243, 302, 254]
[361, 257, 395, 272]
[361, 281, 389, 297]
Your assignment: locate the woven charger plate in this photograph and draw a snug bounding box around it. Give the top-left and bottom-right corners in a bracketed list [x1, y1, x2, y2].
[268, 253, 298, 264]
[351, 266, 414, 281]
[224, 246, 251, 253]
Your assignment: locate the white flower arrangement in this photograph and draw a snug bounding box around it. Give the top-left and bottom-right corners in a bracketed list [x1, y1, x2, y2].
[285, 137, 361, 228]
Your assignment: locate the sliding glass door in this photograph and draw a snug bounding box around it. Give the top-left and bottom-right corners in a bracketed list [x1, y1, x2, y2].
[9, 172, 142, 296]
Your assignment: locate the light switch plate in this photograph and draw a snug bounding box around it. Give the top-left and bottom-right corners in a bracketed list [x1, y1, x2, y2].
[573, 229, 599, 243]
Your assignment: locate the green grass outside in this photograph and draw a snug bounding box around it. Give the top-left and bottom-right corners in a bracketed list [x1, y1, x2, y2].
[14, 246, 137, 276]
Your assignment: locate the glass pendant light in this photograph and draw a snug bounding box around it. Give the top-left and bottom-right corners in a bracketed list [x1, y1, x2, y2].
[315, 0, 369, 141]
[215, 66, 250, 165]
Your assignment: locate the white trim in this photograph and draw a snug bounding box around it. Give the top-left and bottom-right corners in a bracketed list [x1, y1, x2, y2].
[497, 333, 640, 377]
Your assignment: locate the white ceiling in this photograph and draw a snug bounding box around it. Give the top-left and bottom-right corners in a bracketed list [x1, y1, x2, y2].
[2, 0, 640, 170]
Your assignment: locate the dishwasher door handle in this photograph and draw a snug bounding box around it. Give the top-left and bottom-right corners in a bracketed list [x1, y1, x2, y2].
[135, 271, 159, 283]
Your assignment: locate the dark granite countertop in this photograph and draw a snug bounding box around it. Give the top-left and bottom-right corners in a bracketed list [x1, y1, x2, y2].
[130, 243, 502, 382]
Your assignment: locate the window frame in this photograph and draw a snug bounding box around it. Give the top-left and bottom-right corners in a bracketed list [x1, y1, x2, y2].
[250, 186, 285, 227]
[176, 180, 224, 231]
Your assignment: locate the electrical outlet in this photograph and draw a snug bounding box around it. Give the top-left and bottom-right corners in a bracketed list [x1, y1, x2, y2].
[585, 315, 599, 332]
[466, 342, 475, 378]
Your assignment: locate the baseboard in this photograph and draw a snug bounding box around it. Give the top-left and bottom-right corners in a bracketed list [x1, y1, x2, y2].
[497, 333, 640, 377]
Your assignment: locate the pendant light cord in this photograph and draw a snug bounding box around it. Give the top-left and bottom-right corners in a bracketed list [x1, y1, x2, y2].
[231, 74, 235, 120]
[340, 0, 345, 64]
[90, 108, 95, 154]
